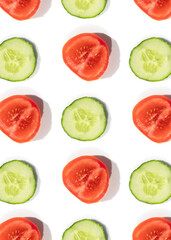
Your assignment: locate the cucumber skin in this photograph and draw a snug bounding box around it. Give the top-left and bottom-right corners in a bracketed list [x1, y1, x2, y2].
[62, 219, 107, 240]
[0, 37, 36, 82]
[0, 160, 36, 204]
[129, 37, 171, 82]
[129, 160, 171, 204]
[61, 0, 107, 19]
[61, 97, 107, 141]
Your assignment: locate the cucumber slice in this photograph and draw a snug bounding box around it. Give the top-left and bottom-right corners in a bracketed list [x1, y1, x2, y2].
[61, 97, 107, 141]
[62, 219, 106, 240]
[129, 37, 171, 81]
[0, 160, 36, 204]
[129, 160, 171, 204]
[0, 37, 36, 81]
[61, 0, 106, 18]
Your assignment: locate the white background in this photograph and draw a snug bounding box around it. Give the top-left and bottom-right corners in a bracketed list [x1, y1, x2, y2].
[0, 0, 171, 239]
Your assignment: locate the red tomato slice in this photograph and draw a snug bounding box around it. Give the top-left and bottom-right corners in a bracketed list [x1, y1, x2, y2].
[0, 95, 41, 143]
[62, 156, 109, 203]
[62, 33, 109, 81]
[134, 0, 171, 20]
[133, 217, 171, 240]
[133, 95, 171, 143]
[0, 0, 40, 20]
[0, 217, 41, 240]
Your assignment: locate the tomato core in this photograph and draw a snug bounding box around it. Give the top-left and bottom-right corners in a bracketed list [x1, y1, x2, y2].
[62, 33, 109, 81]
[134, 0, 171, 20]
[133, 217, 171, 240]
[0, 0, 40, 20]
[0, 95, 41, 143]
[133, 95, 171, 143]
[62, 156, 109, 203]
[0, 217, 41, 240]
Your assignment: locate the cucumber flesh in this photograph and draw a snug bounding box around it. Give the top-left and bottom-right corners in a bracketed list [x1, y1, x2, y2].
[129, 38, 171, 81]
[62, 219, 106, 240]
[62, 0, 106, 18]
[61, 97, 107, 141]
[0, 37, 36, 81]
[0, 160, 36, 204]
[129, 160, 171, 204]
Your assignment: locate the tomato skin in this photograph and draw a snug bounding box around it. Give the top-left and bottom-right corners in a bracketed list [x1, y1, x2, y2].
[0, 95, 41, 143]
[0, 217, 41, 240]
[0, 0, 40, 20]
[133, 95, 171, 143]
[133, 217, 171, 240]
[62, 156, 109, 203]
[134, 0, 171, 20]
[62, 33, 109, 81]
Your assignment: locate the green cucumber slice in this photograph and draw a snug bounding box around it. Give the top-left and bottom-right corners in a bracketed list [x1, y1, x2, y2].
[0, 37, 36, 81]
[129, 37, 171, 81]
[62, 219, 106, 240]
[61, 97, 107, 141]
[0, 160, 36, 204]
[61, 0, 106, 18]
[129, 160, 171, 204]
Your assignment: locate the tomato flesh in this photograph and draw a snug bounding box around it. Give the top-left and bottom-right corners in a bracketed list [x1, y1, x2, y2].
[133, 217, 171, 240]
[62, 33, 109, 81]
[133, 95, 171, 143]
[0, 95, 41, 143]
[0, 0, 40, 20]
[134, 0, 171, 20]
[0, 217, 41, 240]
[62, 156, 109, 203]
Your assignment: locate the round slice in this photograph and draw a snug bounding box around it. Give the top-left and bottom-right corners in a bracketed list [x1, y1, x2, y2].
[134, 0, 171, 20]
[132, 95, 171, 143]
[0, 160, 36, 204]
[0, 37, 36, 81]
[61, 97, 107, 141]
[133, 217, 171, 240]
[62, 219, 106, 240]
[62, 33, 109, 81]
[129, 160, 171, 204]
[0, 0, 40, 20]
[0, 217, 41, 240]
[62, 156, 109, 203]
[0, 95, 41, 143]
[129, 37, 171, 81]
[61, 0, 106, 18]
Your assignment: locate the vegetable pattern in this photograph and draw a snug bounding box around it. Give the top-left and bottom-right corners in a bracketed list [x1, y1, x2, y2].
[0, 0, 170, 239]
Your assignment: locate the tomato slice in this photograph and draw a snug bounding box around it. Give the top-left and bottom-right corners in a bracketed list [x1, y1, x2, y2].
[62, 156, 109, 203]
[132, 95, 171, 143]
[0, 95, 41, 143]
[0, 217, 41, 240]
[134, 0, 171, 20]
[62, 33, 109, 81]
[0, 0, 40, 20]
[133, 217, 171, 240]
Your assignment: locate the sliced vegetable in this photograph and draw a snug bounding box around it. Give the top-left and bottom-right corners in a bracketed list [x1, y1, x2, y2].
[62, 219, 106, 240]
[0, 217, 41, 240]
[0, 37, 36, 81]
[61, 97, 107, 141]
[0, 160, 36, 204]
[134, 0, 171, 20]
[129, 160, 171, 204]
[133, 217, 171, 240]
[0, 0, 40, 20]
[129, 37, 171, 81]
[61, 0, 106, 18]
[132, 95, 171, 143]
[0, 95, 41, 143]
[62, 156, 109, 203]
[62, 33, 109, 81]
